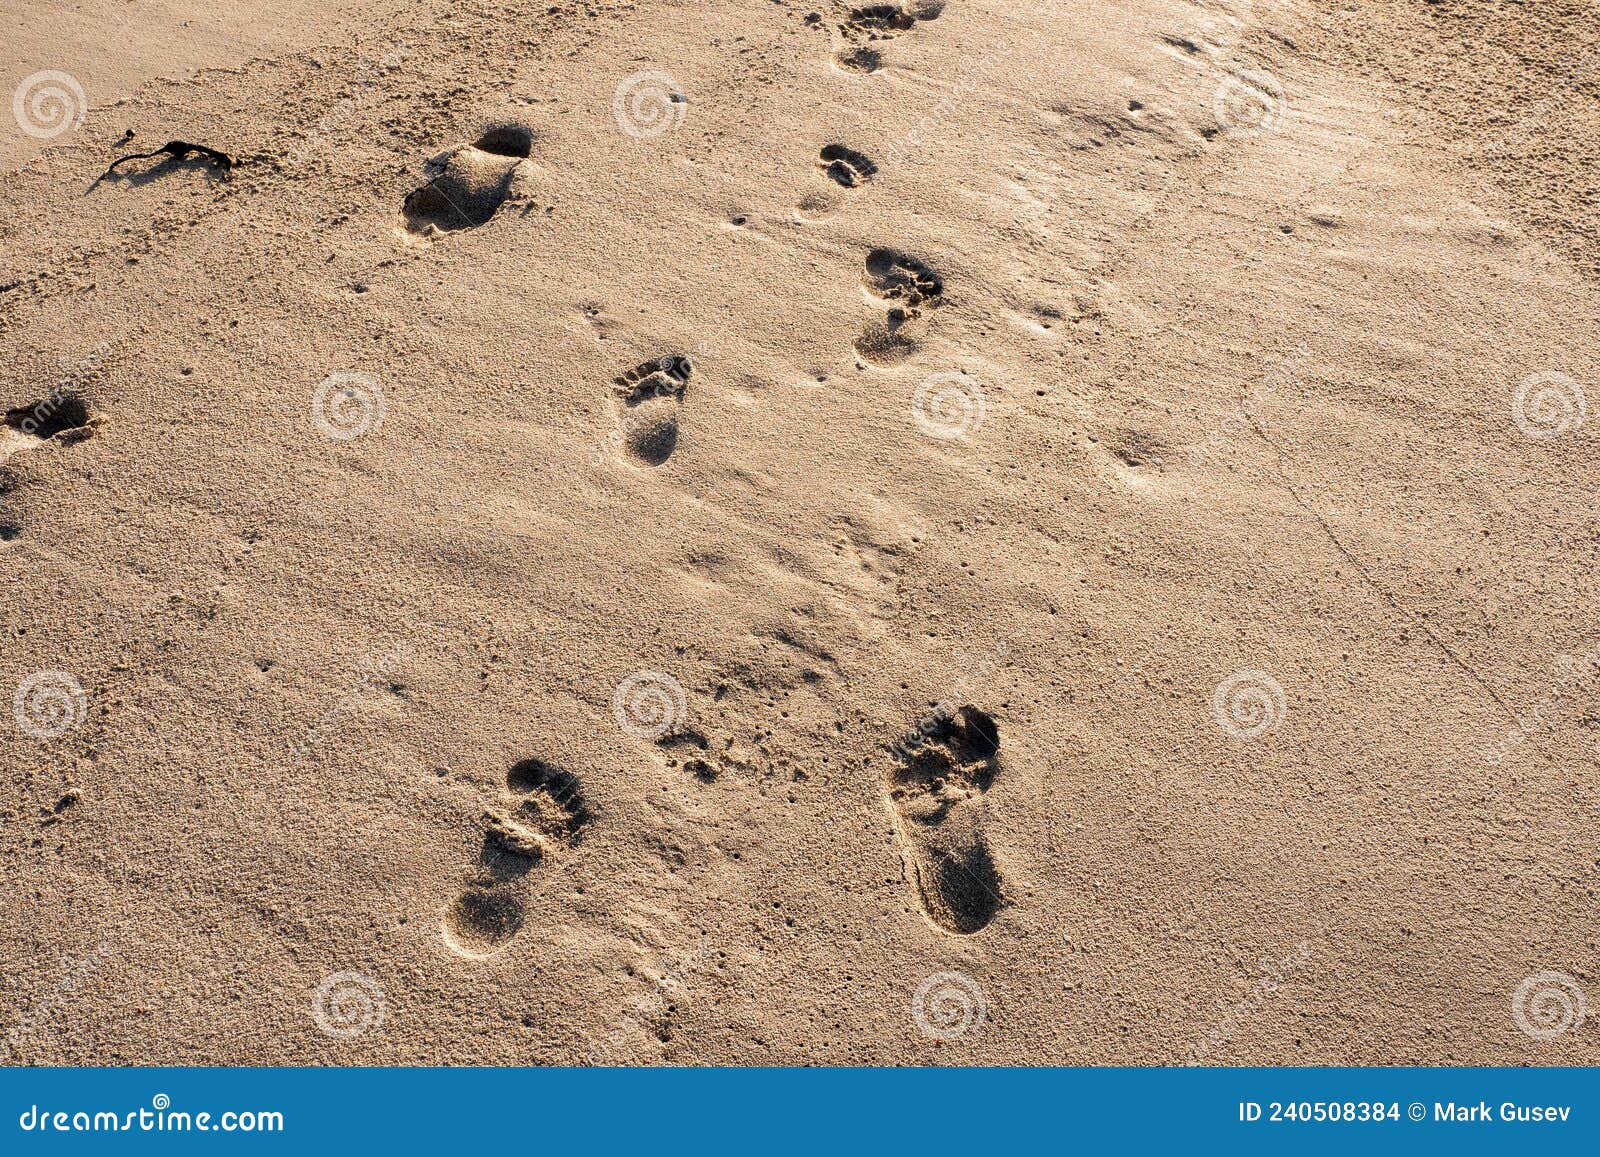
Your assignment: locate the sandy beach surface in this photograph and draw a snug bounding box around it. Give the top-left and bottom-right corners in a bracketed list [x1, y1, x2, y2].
[2, 0, 1598, 1065]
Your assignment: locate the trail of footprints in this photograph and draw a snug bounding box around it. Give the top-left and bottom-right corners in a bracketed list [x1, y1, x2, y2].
[415, 11, 978, 952]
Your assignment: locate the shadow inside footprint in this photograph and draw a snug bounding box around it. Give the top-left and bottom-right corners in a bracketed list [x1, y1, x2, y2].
[444, 886, 527, 958]
[612, 356, 691, 467]
[887, 704, 1004, 935]
[402, 122, 533, 234]
[1, 394, 96, 465]
[845, 4, 917, 35]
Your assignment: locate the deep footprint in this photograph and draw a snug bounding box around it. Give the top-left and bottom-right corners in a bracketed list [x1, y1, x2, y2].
[611, 356, 691, 466]
[886, 704, 1004, 935]
[1, 394, 94, 464]
[819, 144, 876, 188]
[442, 757, 590, 959]
[402, 122, 533, 235]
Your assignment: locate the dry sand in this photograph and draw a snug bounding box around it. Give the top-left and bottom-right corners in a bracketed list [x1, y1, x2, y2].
[2, 0, 1598, 1065]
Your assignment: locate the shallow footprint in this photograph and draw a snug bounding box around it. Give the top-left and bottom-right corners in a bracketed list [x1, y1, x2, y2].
[832, 46, 884, 73]
[442, 757, 590, 959]
[612, 356, 691, 467]
[402, 122, 533, 235]
[886, 704, 1004, 935]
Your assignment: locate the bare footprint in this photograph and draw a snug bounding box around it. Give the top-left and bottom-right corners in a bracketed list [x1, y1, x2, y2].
[1, 394, 95, 465]
[611, 356, 691, 467]
[886, 704, 1003, 935]
[442, 757, 590, 959]
[841, 1, 942, 39]
[401, 122, 533, 236]
[853, 247, 944, 366]
[818, 144, 876, 188]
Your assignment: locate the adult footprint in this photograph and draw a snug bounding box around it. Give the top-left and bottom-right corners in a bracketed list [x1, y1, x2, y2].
[401, 122, 533, 235]
[442, 757, 590, 959]
[886, 704, 1003, 935]
[818, 144, 876, 188]
[611, 355, 691, 467]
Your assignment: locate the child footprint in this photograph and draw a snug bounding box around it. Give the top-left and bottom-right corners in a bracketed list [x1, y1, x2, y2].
[442, 758, 590, 959]
[818, 144, 876, 188]
[886, 704, 1004, 935]
[853, 247, 944, 366]
[611, 355, 691, 467]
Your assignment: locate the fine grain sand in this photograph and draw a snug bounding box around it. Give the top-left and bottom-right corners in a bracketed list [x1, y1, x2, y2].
[2, 0, 1598, 1065]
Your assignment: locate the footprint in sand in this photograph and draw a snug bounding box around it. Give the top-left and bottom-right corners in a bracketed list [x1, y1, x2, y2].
[853, 247, 944, 367]
[442, 757, 590, 959]
[611, 355, 691, 467]
[842, 1, 942, 39]
[0, 394, 96, 465]
[831, 1, 942, 69]
[818, 144, 876, 188]
[401, 122, 533, 237]
[886, 704, 1003, 935]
